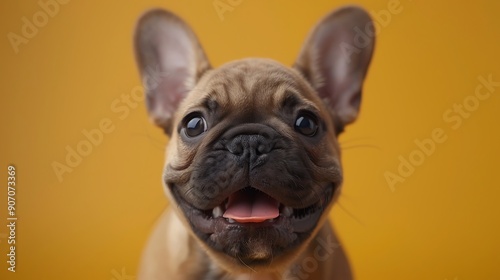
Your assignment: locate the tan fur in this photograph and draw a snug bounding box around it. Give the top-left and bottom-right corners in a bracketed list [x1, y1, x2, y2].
[134, 6, 375, 280]
[138, 59, 350, 280]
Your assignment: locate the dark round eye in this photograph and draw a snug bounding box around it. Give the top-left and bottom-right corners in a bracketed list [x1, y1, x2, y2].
[184, 115, 207, 137]
[294, 114, 318, 136]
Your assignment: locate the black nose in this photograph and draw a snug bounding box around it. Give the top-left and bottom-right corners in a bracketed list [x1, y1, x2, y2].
[226, 134, 273, 169]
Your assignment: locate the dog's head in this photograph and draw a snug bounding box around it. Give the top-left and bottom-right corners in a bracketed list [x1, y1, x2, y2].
[134, 6, 374, 272]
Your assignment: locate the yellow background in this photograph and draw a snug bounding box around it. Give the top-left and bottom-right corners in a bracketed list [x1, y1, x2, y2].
[1, 0, 499, 279]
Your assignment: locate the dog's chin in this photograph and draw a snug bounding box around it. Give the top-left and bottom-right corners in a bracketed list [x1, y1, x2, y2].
[169, 184, 334, 267]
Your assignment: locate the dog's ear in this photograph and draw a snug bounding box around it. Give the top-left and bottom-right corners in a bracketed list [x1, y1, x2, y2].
[134, 9, 211, 133]
[294, 6, 375, 132]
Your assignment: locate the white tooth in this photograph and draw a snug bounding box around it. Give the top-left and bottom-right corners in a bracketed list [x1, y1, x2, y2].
[227, 218, 235, 223]
[212, 206, 223, 218]
[282, 207, 293, 217]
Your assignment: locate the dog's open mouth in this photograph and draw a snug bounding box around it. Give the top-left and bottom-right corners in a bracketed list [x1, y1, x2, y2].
[172, 186, 333, 235]
[222, 187, 280, 223]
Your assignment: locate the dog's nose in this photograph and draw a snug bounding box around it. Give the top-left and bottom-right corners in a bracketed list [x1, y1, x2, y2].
[226, 134, 272, 168]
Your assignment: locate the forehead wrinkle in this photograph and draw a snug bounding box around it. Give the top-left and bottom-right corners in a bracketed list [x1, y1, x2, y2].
[200, 80, 231, 109]
[273, 83, 320, 114]
[191, 59, 323, 116]
[273, 83, 299, 107]
[247, 71, 296, 102]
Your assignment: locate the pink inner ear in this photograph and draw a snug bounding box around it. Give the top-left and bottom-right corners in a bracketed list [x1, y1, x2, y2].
[146, 68, 192, 124]
[161, 25, 196, 68]
[135, 9, 211, 129]
[293, 6, 375, 128]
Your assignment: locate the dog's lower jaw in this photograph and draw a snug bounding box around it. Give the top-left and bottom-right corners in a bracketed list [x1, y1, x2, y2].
[137, 209, 352, 280]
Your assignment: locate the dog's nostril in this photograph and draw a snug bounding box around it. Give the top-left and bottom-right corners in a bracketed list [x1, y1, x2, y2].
[226, 134, 273, 165]
[256, 144, 268, 155]
[230, 145, 243, 156]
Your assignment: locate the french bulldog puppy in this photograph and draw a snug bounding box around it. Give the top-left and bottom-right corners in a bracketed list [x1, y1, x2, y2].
[134, 5, 375, 280]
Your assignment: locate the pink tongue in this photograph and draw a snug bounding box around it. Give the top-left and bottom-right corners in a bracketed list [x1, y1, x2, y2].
[223, 190, 279, 223]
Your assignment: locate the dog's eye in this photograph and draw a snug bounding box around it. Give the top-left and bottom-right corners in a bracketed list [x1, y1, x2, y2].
[294, 114, 318, 137]
[185, 115, 207, 137]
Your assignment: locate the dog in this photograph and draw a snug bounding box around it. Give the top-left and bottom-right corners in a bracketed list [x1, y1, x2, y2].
[133, 5, 375, 280]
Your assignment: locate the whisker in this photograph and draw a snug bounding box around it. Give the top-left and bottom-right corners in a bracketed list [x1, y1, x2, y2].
[338, 137, 374, 145]
[183, 186, 197, 199]
[147, 205, 169, 228]
[335, 201, 365, 227]
[340, 144, 382, 151]
[129, 125, 167, 150]
[238, 256, 256, 273]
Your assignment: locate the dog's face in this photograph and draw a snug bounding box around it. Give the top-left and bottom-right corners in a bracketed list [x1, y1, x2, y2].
[134, 7, 374, 272]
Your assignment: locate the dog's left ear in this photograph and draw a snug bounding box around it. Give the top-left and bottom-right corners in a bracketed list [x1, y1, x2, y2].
[134, 9, 211, 133]
[294, 6, 375, 132]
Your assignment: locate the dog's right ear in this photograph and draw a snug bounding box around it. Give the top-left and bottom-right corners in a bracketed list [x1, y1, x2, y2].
[134, 9, 211, 134]
[293, 6, 375, 134]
